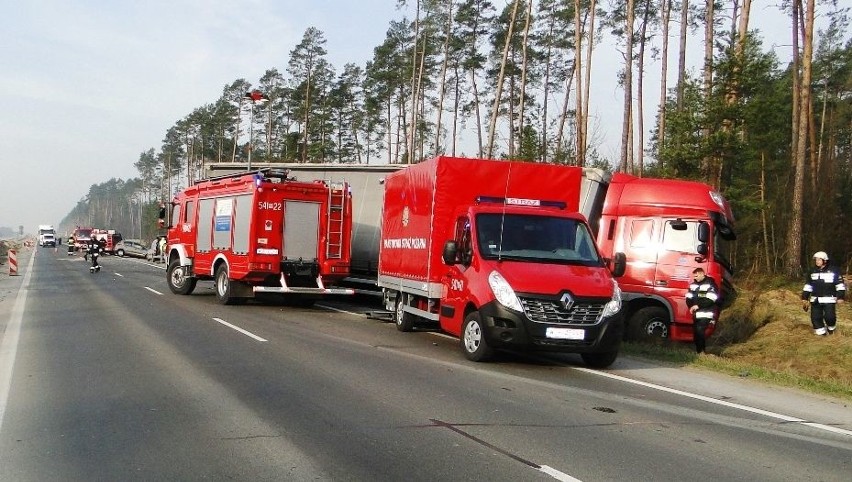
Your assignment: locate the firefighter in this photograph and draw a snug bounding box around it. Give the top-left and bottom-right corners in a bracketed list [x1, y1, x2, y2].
[685, 267, 720, 354]
[801, 251, 846, 336]
[67, 235, 75, 255]
[86, 237, 102, 271]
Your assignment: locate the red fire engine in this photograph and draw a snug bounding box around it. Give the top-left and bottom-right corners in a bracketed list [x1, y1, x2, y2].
[165, 168, 354, 305]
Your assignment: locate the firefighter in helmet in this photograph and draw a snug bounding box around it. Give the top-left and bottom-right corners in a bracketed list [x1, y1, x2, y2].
[685, 267, 720, 354]
[802, 251, 846, 336]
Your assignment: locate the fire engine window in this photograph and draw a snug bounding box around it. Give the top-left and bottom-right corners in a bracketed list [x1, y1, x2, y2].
[171, 204, 181, 227]
[629, 219, 655, 248]
[663, 220, 698, 253]
[184, 200, 195, 223]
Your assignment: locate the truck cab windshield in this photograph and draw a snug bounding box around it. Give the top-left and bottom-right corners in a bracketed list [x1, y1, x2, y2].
[475, 213, 600, 264]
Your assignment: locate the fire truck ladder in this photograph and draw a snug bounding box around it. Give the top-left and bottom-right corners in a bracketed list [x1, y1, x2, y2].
[326, 182, 347, 259]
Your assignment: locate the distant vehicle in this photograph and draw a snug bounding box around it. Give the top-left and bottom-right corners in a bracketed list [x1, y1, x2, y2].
[38, 224, 56, 247]
[72, 227, 94, 251]
[114, 239, 148, 259]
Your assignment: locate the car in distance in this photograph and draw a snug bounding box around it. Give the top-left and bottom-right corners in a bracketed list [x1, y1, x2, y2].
[114, 239, 149, 259]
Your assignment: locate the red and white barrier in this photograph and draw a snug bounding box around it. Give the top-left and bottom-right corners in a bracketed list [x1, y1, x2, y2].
[8, 249, 18, 276]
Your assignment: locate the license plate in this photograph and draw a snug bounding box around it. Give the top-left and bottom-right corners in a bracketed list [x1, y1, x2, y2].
[546, 327, 585, 340]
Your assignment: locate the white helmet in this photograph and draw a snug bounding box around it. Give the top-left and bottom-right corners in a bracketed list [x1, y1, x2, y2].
[813, 251, 829, 261]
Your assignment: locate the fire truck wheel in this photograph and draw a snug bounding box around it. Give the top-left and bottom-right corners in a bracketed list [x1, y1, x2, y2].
[461, 312, 494, 362]
[394, 296, 414, 332]
[215, 265, 244, 305]
[630, 306, 669, 341]
[167, 260, 197, 295]
[581, 351, 619, 368]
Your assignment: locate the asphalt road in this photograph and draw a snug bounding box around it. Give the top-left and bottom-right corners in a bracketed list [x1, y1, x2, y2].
[1, 247, 850, 481]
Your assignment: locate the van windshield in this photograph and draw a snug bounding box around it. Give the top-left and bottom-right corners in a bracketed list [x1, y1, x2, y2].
[475, 213, 601, 264]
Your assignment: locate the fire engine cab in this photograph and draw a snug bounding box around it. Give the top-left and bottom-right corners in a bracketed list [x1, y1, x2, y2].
[165, 168, 354, 305]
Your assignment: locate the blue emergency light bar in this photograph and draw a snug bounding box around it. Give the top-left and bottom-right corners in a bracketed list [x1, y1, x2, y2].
[475, 196, 566, 210]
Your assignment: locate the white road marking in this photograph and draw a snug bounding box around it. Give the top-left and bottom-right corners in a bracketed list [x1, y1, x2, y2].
[539, 465, 583, 482]
[0, 250, 35, 434]
[571, 366, 852, 437]
[145, 287, 163, 295]
[212, 317, 267, 342]
[315, 303, 359, 315]
[114, 273, 124, 277]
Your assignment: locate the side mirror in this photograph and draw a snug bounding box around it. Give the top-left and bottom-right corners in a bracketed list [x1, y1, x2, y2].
[611, 252, 626, 278]
[697, 243, 708, 256]
[698, 221, 710, 243]
[442, 240, 458, 265]
[670, 219, 688, 231]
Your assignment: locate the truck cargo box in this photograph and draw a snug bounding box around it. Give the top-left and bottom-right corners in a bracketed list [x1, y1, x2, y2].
[379, 157, 582, 289]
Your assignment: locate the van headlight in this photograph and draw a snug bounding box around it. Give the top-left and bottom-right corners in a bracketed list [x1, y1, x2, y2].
[601, 279, 622, 318]
[489, 271, 523, 312]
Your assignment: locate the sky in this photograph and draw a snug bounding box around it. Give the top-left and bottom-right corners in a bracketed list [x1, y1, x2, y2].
[0, 0, 823, 235]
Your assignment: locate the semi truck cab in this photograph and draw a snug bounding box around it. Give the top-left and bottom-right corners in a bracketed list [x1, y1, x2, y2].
[593, 174, 737, 341]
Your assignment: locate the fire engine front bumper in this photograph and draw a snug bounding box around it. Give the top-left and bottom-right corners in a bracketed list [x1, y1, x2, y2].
[252, 273, 354, 296]
[478, 300, 624, 354]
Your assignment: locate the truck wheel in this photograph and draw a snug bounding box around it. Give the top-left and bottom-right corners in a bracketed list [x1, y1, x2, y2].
[581, 351, 619, 368]
[461, 312, 494, 362]
[215, 265, 240, 305]
[167, 260, 196, 295]
[394, 297, 415, 332]
[630, 306, 669, 341]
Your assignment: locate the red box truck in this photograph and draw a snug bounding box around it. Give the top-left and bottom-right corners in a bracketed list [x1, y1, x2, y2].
[378, 157, 625, 366]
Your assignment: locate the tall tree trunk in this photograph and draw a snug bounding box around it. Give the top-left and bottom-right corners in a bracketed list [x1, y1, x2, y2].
[676, 0, 689, 112]
[517, 0, 534, 159]
[574, 0, 585, 165]
[435, 1, 454, 155]
[620, 0, 636, 171]
[487, 0, 521, 158]
[582, 0, 596, 166]
[407, 0, 421, 163]
[658, 0, 671, 163]
[452, 64, 460, 156]
[541, 4, 555, 161]
[784, 0, 815, 278]
[470, 69, 484, 157]
[636, 0, 651, 176]
[760, 153, 772, 272]
[790, 0, 800, 171]
[701, 0, 714, 179]
[554, 66, 577, 163]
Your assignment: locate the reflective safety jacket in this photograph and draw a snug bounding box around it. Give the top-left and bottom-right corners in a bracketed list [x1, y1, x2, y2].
[686, 276, 720, 321]
[802, 265, 846, 304]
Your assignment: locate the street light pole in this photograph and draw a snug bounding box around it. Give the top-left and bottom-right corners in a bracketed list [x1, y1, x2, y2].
[244, 90, 268, 171]
[248, 100, 255, 170]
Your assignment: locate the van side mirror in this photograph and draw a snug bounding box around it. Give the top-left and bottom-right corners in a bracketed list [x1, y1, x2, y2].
[611, 252, 626, 277]
[442, 240, 458, 265]
[698, 221, 710, 242]
[697, 243, 708, 256]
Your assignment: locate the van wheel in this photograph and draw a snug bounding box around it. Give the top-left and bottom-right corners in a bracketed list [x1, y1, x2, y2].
[215, 265, 240, 305]
[461, 312, 493, 362]
[630, 307, 669, 341]
[581, 351, 619, 368]
[167, 260, 196, 295]
[395, 296, 415, 332]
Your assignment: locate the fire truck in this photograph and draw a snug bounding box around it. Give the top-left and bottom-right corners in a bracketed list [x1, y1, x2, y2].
[71, 227, 94, 251]
[211, 159, 735, 345]
[91, 229, 123, 254]
[165, 168, 354, 305]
